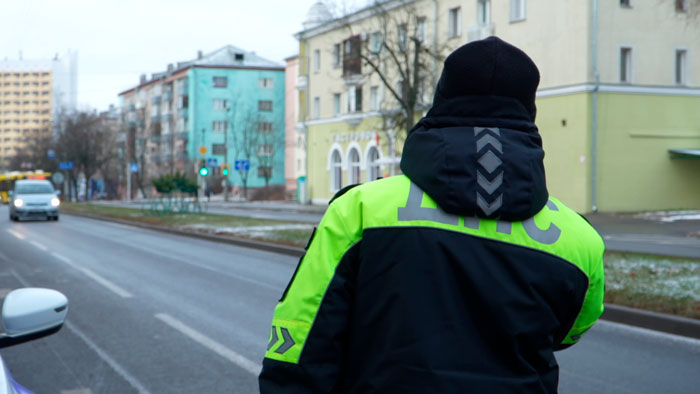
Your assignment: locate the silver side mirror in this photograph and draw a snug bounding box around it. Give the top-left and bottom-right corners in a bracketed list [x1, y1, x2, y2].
[0, 288, 68, 348]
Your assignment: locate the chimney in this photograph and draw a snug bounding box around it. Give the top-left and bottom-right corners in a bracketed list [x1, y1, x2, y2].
[197, 50, 203, 60]
[167, 63, 174, 72]
[139, 74, 147, 85]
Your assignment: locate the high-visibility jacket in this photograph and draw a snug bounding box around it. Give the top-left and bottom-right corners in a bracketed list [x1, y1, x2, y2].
[260, 96, 605, 393]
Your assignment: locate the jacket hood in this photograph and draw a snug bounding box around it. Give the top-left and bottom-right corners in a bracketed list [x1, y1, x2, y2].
[400, 95, 548, 221]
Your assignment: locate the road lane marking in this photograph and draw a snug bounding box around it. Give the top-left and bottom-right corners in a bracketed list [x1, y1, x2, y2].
[51, 253, 133, 298]
[155, 313, 262, 375]
[61, 389, 93, 394]
[7, 229, 25, 240]
[65, 321, 152, 394]
[30, 241, 48, 251]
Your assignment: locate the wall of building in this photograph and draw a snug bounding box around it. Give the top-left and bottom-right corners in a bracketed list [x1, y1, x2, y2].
[596, 92, 700, 212]
[189, 66, 286, 189]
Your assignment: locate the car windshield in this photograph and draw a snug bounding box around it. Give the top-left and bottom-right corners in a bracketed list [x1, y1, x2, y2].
[15, 184, 54, 194]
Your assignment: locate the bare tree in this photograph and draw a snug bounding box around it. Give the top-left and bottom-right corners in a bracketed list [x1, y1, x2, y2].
[9, 130, 57, 172]
[229, 104, 260, 200]
[337, 0, 447, 172]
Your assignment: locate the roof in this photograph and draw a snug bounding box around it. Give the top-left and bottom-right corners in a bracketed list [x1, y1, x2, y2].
[119, 45, 283, 96]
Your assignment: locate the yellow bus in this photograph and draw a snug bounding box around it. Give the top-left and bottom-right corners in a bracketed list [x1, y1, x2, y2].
[0, 171, 52, 203]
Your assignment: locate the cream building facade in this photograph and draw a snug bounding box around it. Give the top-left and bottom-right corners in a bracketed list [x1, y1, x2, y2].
[297, 0, 700, 212]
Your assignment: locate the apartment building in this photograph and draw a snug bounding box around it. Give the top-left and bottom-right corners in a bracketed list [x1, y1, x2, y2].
[296, 0, 700, 212]
[118, 46, 285, 198]
[0, 52, 77, 169]
[285, 55, 307, 201]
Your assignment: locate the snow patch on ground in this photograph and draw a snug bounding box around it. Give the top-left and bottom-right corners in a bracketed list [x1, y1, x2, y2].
[634, 211, 700, 222]
[184, 223, 314, 238]
[606, 255, 700, 301]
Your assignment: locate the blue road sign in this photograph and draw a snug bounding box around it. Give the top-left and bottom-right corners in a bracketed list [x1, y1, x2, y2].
[234, 160, 250, 171]
[58, 161, 74, 170]
[129, 163, 139, 173]
[47, 149, 55, 159]
[207, 158, 218, 167]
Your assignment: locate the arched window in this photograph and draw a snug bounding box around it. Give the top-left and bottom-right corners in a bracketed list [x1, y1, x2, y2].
[348, 148, 361, 184]
[331, 150, 343, 191]
[367, 146, 380, 181]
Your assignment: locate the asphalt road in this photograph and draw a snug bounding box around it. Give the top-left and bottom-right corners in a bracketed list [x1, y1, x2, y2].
[0, 206, 698, 393]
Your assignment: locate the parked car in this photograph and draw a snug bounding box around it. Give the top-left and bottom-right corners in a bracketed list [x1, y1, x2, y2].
[0, 288, 69, 394]
[8, 180, 60, 222]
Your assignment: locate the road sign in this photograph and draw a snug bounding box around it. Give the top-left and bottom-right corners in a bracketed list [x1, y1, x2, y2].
[47, 149, 55, 159]
[234, 160, 250, 171]
[129, 163, 139, 173]
[199, 146, 207, 154]
[51, 172, 65, 184]
[58, 161, 74, 170]
[207, 158, 218, 167]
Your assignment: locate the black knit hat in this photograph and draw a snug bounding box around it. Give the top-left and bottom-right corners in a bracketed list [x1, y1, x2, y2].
[432, 36, 540, 121]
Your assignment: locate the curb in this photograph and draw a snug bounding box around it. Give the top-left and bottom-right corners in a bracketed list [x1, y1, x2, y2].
[62, 211, 306, 258]
[63, 211, 699, 340]
[601, 304, 700, 340]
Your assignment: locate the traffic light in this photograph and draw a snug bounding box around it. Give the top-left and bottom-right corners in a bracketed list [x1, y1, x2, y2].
[199, 160, 209, 177]
[222, 164, 229, 176]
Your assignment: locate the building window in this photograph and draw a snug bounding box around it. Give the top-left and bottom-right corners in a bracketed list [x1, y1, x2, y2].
[333, 44, 341, 67]
[676, 49, 688, 85]
[620, 47, 632, 83]
[348, 148, 361, 184]
[370, 32, 382, 53]
[370, 86, 379, 111]
[258, 166, 273, 178]
[213, 76, 228, 88]
[212, 120, 228, 132]
[331, 150, 343, 191]
[416, 17, 427, 43]
[367, 146, 380, 181]
[258, 122, 273, 133]
[510, 0, 526, 22]
[313, 96, 321, 119]
[212, 99, 229, 110]
[398, 24, 408, 50]
[620, 0, 631, 7]
[343, 35, 362, 76]
[258, 144, 274, 157]
[258, 100, 273, 111]
[314, 49, 321, 73]
[676, 0, 688, 12]
[212, 144, 226, 155]
[259, 78, 274, 89]
[448, 7, 462, 38]
[477, 0, 491, 25]
[347, 85, 363, 113]
[333, 93, 341, 116]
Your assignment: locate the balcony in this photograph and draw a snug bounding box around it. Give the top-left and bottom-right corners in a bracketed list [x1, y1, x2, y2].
[177, 132, 189, 140]
[178, 108, 188, 118]
[151, 115, 161, 124]
[152, 96, 161, 105]
[128, 104, 135, 112]
[163, 113, 173, 122]
[163, 91, 173, 102]
[467, 23, 495, 43]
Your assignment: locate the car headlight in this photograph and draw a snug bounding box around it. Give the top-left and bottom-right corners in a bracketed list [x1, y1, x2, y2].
[13, 198, 23, 208]
[51, 198, 60, 207]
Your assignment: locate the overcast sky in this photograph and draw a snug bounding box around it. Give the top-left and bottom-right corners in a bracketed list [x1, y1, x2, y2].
[0, 0, 338, 111]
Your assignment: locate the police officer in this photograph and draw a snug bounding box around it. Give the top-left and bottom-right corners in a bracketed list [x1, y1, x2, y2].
[260, 36, 604, 394]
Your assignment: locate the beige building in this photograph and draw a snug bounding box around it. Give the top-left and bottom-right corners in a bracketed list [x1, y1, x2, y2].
[0, 52, 77, 169]
[297, 0, 700, 212]
[285, 55, 307, 201]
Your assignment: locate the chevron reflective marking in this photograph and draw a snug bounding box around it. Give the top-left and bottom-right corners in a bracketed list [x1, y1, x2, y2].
[478, 151, 502, 173]
[267, 326, 279, 350]
[474, 127, 501, 136]
[477, 171, 503, 194]
[274, 327, 296, 354]
[476, 133, 503, 153]
[476, 192, 503, 216]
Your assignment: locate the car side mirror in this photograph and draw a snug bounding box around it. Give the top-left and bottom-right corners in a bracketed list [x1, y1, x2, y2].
[0, 288, 68, 349]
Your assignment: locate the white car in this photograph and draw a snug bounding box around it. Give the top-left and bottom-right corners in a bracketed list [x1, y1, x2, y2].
[8, 180, 60, 222]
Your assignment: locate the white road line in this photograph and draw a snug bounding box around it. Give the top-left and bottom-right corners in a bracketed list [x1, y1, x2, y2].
[51, 253, 133, 299]
[61, 389, 93, 394]
[7, 229, 25, 240]
[30, 241, 48, 251]
[155, 313, 262, 375]
[65, 321, 152, 394]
